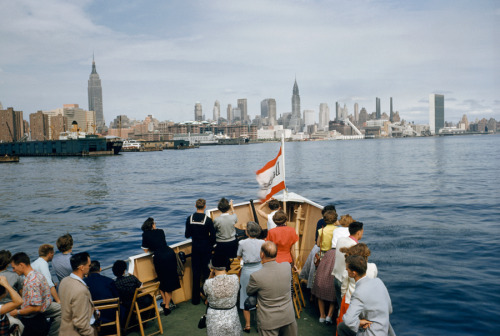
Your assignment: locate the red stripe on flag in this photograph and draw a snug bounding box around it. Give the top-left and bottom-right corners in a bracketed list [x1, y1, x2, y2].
[256, 146, 282, 175]
[261, 181, 286, 202]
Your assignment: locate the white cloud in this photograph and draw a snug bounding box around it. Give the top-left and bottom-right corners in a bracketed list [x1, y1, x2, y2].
[0, 0, 498, 124]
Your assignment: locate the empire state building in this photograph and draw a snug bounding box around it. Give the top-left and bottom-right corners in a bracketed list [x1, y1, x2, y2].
[88, 56, 104, 133]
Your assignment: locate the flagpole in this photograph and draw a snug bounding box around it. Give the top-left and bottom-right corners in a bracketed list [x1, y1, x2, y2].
[281, 133, 287, 193]
[281, 133, 288, 214]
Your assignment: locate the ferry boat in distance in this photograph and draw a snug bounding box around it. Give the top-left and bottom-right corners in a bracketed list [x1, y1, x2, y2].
[122, 140, 142, 152]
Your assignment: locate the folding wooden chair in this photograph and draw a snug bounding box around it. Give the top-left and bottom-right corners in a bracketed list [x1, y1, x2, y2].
[92, 298, 121, 336]
[124, 282, 163, 336]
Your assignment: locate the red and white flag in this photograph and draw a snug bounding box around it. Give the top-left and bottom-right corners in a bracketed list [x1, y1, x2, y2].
[256, 145, 286, 201]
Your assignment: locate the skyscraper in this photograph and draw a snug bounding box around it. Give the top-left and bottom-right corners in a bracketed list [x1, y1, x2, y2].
[194, 103, 203, 121]
[389, 97, 394, 122]
[213, 100, 220, 122]
[354, 103, 359, 122]
[88, 55, 104, 133]
[237, 99, 248, 123]
[227, 104, 233, 124]
[261, 98, 277, 125]
[319, 103, 330, 130]
[289, 79, 301, 131]
[303, 110, 315, 126]
[375, 97, 381, 119]
[335, 102, 340, 121]
[429, 94, 444, 135]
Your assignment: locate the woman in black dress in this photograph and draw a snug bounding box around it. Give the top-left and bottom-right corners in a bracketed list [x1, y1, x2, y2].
[141, 217, 181, 315]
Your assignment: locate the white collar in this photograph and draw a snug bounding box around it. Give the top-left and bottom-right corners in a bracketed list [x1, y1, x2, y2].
[70, 272, 87, 286]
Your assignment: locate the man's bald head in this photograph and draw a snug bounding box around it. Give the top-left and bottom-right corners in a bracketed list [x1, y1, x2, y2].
[261, 241, 277, 260]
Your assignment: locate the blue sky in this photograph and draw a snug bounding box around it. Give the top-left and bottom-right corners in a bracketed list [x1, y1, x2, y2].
[0, 0, 499, 124]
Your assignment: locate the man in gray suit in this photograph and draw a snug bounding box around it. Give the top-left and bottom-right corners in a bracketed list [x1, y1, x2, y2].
[338, 255, 395, 336]
[58, 252, 96, 336]
[247, 241, 297, 336]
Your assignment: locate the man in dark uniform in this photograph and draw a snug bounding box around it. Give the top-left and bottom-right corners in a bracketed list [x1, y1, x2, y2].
[185, 198, 216, 305]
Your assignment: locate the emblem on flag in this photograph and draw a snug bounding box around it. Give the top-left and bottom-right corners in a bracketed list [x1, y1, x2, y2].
[256, 145, 286, 201]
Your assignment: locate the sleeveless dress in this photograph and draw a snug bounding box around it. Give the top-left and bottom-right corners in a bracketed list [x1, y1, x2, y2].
[141, 229, 180, 292]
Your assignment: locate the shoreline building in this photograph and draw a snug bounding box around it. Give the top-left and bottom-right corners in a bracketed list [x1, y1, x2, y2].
[0, 107, 25, 142]
[429, 94, 445, 135]
[29, 111, 49, 141]
[45, 104, 95, 134]
[88, 56, 104, 133]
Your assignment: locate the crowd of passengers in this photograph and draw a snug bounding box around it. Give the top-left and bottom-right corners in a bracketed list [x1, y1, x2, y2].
[0, 197, 394, 336]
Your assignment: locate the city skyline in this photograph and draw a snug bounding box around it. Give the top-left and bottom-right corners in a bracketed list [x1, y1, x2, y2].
[0, 0, 499, 124]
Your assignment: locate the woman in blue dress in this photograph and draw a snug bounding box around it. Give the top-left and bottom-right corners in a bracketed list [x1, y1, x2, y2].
[237, 221, 265, 333]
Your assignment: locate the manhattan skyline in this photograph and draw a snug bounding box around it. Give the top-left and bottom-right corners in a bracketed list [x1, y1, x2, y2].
[0, 0, 498, 124]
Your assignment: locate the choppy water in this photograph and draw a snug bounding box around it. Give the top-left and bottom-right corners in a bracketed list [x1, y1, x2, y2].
[1, 134, 499, 335]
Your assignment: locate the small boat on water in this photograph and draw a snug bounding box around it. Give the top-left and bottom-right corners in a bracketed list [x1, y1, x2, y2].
[122, 140, 142, 152]
[0, 154, 19, 163]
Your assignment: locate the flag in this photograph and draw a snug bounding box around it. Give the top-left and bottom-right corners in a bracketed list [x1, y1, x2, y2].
[256, 146, 286, 201]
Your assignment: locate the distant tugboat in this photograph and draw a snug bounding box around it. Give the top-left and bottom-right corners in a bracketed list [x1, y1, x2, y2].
[0, 154, 19, 163]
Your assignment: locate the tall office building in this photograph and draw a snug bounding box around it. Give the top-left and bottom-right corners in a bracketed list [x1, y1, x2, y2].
[375, 97, 381, 119]
[0, 107, 24, 142]
[29, 111, 50, 141]
[429, 94, 444, 135]
[335, 102, 340, 121]
[319, 103, 330, 130]
[232, 107, 242, 121]
[227, 104, 233, 124]
[237, 99, 248, 123]
[303, 110, 315, 126]
[194, 102, 203, 121]
[289, 79, 301, 131]
[261, 98, 277, 125]
[354, 103, 359, 122]
[213, 100, 220, 122]
[389, 97, 394, 122]
[88, 56, 104, 132]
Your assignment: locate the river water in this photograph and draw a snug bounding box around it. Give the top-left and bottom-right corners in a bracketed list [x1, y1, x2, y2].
[1, 134, 499, 335]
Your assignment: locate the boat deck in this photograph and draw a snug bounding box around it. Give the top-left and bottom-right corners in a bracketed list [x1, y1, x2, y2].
[125, 291, 334, 336]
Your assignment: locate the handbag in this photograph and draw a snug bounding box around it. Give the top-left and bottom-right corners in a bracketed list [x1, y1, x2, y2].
[314, 226, 325, 267]
[244, 295, 257, 311]
[198, 314, 207, 329]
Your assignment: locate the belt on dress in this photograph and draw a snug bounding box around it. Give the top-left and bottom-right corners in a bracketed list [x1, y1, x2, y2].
[208, 304, 236, 310]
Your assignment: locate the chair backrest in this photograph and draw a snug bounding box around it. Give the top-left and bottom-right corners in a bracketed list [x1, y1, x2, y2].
[92, 297, 121, 336]
[124, 282, 163, 336]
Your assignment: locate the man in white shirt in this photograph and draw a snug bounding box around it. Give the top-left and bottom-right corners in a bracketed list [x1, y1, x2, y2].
[31, 244, 60, 303]
[332, 222, 364, 315]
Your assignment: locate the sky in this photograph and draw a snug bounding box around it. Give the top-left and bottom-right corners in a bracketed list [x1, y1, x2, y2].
[0, 0, 499, 125]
